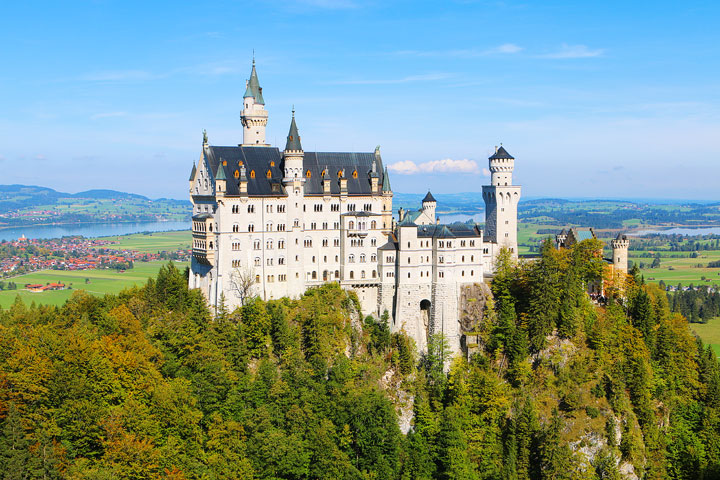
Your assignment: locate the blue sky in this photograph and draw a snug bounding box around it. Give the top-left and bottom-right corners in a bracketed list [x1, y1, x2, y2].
[1, 1, 718, 200]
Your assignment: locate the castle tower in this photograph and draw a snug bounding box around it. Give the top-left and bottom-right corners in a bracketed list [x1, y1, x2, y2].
[482, 146, 522, 257]
[240, 59, 269, 146]
[422, 191, 437, 224]
[612, 233, 630, 273]
[283, 109, 304, 185]
[282, 109, 306, 297]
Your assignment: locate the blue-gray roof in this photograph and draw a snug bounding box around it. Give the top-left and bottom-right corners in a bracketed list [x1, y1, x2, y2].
[202, 146, 390, 197]
[285, 113, 302, 151]
[423, 191, 436, 203]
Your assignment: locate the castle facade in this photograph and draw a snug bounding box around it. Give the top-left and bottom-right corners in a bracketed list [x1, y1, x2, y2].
[188, 61, 521, 354]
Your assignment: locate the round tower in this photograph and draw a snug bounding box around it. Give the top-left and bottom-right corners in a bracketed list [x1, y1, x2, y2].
[240, 59, 269, 146]
[489, 145, 515, 186]
[611, 233, 630, 273]
[482, 145, 522, 258]
[422, 191, 437, 224]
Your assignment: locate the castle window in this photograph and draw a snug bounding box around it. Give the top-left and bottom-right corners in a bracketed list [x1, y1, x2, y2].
[439, 272, 444, 278]
[266, 170, 272, 179]
[371, 221, 376, 229]
[360, 254, 366, 263]
[471, 255, 474, 262]
[238, 160, 243, 166]
[349, 221, 355, 229]
[248, 205, 255, 213]
[372, 270, 377, 278]
[371, 254, 377, 262]
[462, 256, 465, 262]
[270, 161, 275, 167]
[350, 271, 354, 279]
[250, 170, 255, 178]
[337, 170, 343, 178]
[255, 258, 261, 266]
[279, 257, 285, 265]
[408, 272, 411, 278]
[254, 240, 261, 250]
[234, 170, 240, 179]
[462, 271, 465, 276]
[335, 270, 340, 278]
[349, 255, 355, 263]
[256, 275, 260, 283]
[232, 224, 239, 233]
[266, 223, 272, 231]
[248, 224, 254, 232]
[352, 170, 358, 179]
[361, 270, 366, 279]
[334, 238, 340, 247]
[322, 239, 329, 247]
[222, 160, 227, 166]
[471, 270, 474, 276]
[306, 170, 312, 178]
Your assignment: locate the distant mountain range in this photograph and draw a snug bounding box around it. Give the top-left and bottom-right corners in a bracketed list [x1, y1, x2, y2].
[0, 184, 190, 214]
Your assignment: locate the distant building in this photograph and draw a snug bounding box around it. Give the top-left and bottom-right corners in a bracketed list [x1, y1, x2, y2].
[188, 59, 523, 355]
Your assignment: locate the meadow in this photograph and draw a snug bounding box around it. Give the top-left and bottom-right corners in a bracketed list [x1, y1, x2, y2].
[94, 230, 191, 253]
[0, 260, 187, 309]
[690, 319, 720, 357]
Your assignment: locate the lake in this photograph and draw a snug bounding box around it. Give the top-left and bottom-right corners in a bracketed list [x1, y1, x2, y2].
[0, 220, 189, 242]
[631, 227, 720, 237]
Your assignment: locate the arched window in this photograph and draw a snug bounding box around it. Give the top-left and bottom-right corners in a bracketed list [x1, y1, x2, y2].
[350, 271, 355, 279]
[234, 169, 240, 179]
[312, 271, 317, 280]
[250, 170, 255, 178]
[361, 270, 366, 279]
[352, 170, 358, 178]
[349, 221, 354, 229]
[371, 221, 376, 229]
[266, 169, 272, 179]
[372, 270, 377, 278]
[306, 169, 312, 178]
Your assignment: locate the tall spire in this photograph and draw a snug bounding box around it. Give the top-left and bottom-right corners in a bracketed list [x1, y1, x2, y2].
[285, 108, 302, 151]
[243, 58, 265, 105]
[382, 166, 391, 192]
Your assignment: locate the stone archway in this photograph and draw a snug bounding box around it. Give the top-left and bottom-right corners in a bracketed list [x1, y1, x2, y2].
[420, 299, 431, 332]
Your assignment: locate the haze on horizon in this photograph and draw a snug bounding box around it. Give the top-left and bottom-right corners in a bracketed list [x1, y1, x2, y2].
[0, 1, 718, 201]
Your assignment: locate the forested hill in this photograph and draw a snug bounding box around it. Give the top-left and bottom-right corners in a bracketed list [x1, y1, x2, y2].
[0, 184, 190, 225]
[2, 246, 720, 479]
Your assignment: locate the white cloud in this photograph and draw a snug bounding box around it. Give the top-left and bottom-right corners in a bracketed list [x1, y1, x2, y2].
[538, 44, 604, 59]
[329, 73, 452, 85]
[396, 44, 522, 58]
[388, 158, 482, 175]
[482, 168, 491, 176]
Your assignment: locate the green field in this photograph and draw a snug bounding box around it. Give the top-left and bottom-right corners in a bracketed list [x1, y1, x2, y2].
[94, 230, 191, 253]
[0, 260, 187, 309]
[690, 319, 720, 357]
[633, 250, 720, 286]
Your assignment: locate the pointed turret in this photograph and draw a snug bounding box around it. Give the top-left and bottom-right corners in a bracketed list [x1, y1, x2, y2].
[240, 58, 269, 146]
[285, 109, 302, 152]
[189, 162, 197, 181]
[382, 167, 392, 192]
[282, 109, 305, 186]
[243, 59, 265, 105]
[215, 160, 227, 195]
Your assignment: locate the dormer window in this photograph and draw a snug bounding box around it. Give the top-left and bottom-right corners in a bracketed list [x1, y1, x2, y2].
[250, 170, 256, 178]
[306, 170, 312, 178]
[270, 161, 275, 167]
[266, 169, 272, 179]
[352, 170, 358, 179]
[222, 160, 227, 166]
[234, 170, 240, 179]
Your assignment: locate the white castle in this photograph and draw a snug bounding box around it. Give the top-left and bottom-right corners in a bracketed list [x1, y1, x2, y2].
[188, 60, 522, 354]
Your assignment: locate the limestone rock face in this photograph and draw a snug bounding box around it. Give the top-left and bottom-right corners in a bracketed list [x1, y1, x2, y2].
[459, 282, 493, 334]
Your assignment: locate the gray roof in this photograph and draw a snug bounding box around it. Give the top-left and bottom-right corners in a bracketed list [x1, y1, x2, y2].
[285, 112, 302, 151]
[189, 162, 196, 181]
[398, 216, 417, 227]
[192, 213, 213, 220]
[489, 145, 514, 160]
[417, 222, 482, 239]
[202, 146, 390, 197]
[215, 162, 227, 180]
[243, 61, 265, 105]
[422, 191, 436, 203]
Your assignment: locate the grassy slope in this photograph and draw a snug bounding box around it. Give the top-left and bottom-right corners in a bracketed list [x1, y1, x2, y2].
[690, 319, 720, 357]
[0, 260, 188, 309]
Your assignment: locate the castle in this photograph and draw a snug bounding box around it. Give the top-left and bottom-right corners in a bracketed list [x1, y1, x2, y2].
[188, 60, 524, 354]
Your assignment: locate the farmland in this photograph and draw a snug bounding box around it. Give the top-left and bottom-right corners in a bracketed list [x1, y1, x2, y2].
[0, 260, 187, 309]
